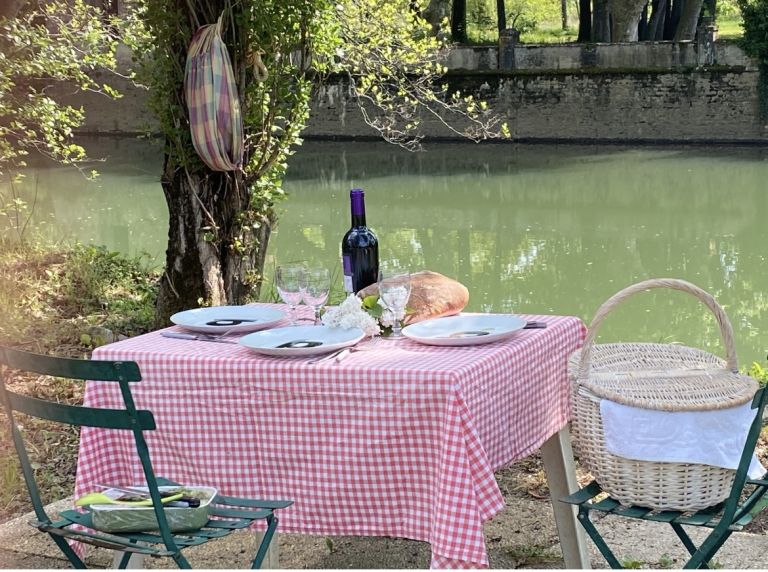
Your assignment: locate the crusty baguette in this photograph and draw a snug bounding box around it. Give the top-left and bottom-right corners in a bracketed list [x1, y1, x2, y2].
[357, 270, 469, 324]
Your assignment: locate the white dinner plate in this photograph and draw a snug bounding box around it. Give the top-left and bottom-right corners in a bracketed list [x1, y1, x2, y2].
[170, 306, 286, 334]
[402, 314, 527, 346]
[239, 325, 365, 357]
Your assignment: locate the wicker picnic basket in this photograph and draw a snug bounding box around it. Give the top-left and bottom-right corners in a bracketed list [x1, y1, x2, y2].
[569, 278, 758, 511]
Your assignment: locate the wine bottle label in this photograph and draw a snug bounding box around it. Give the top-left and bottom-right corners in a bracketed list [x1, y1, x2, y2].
[342, 255, 353, 293]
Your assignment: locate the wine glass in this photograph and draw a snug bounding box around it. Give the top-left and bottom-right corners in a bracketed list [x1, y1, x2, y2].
[301, 267, 331, 325]
[377, 266, 411, 338]
[276, 264, 305, 325]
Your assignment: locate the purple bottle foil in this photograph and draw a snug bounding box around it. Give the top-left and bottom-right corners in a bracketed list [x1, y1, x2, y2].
[350, 188, 365, 217]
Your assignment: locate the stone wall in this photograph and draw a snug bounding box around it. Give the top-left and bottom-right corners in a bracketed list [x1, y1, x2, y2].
[70, 41, 767, 143]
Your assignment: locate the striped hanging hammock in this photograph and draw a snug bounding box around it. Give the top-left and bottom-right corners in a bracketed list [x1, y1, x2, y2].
[184, 15, 243, 172]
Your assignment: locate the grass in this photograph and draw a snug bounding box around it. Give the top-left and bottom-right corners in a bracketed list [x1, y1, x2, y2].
[466, 16, 744, 45]
[0, 240, 159, 521]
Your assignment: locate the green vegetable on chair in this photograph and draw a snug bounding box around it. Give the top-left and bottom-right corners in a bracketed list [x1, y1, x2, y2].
[75, 491, 184, 507]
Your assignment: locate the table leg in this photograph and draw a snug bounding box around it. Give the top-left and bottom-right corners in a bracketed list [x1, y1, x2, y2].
[540, 426, 591, 569]
[255, 530, 280, 569]
[111, 551, 145, 568]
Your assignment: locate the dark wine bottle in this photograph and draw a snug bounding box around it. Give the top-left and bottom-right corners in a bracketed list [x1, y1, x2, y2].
[341, 188, 379, 293]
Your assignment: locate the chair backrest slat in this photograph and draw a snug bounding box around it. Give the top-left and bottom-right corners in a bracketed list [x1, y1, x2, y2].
[7, 391, 155, 430]
[0, 344, 184, 557]
[0, 346, 141, 382]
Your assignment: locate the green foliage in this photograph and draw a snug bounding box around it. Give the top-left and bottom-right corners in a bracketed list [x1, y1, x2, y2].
[718, 0, 743, 20]
[0, 0, 124, 179]
[334, 0, 506, 148]
[0, 241, 159, 350]
[0, 240, 159, 520]
[58, 245, 159, 337]
[657, 553, 675, 568]
[503, 544, 561, 566]
[620, 556, 645, 569]
[739, 0, 768, 66]
[466, 0, 564, 43]
[748, 360, 768, 386]
[738, 0, 768, 117]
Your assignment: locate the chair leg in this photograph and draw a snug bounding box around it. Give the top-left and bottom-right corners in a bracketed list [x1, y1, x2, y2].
[172, 551, 193, 569]
[671, 523, 700, 557]
[48, 534, 88, 568]
[684, 529, 733, 570]
[577, 507, 624, 569]
[116, 550, 134, 569]
[251, 515, 279, 569]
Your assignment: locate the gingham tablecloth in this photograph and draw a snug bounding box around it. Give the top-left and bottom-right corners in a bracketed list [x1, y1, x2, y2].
[74, 306, 585, 568]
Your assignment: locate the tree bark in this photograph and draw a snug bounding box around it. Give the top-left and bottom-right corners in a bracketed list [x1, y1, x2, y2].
[647, 0, 668, 39]
[422, 0, 452, 32]
[608, 0, 647, 41]
[673, 0, 704, 39]
[578, 0, 592, 41]
[561, 0, 568, 30]
[0, 0, 28, 20]
[451, 0, 467, 43]
[593, 0, 611, 41]
[638, 2, 648, 40]
[665, 0, 682, 39]
[154, 158, 272, 326]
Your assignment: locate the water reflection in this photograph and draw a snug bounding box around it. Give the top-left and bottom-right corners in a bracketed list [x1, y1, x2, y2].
[4, 137, 768, 365]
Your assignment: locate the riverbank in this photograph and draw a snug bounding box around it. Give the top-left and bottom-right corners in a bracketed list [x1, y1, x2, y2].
[55, 41, 767, 144]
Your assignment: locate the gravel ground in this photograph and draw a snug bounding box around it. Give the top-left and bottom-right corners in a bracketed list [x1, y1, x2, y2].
[4, 455, 768, 569]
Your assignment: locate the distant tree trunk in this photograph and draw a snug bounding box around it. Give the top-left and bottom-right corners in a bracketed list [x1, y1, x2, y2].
[497, 0, 506, 31]
[593, 0, 611, 40]
[609, 0, 646, 40]
[638, 2, 648, 39]
[578, 0, 592, 41]
[422, 0, 452, 31]
[665, 0, 683, 38]
[648, 0, 668, 39]
[703, 0, 716, 19]
[451, 0, 467, 42]
[673, 0, 703, 39]
[562, 0, 568, 30]
[0, 0, 27, 20]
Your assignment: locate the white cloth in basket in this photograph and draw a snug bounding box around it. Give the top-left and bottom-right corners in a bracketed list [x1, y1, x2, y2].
[601, 399, 766, 479]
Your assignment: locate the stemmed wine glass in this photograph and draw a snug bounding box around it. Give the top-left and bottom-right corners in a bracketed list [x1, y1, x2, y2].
[377, 266, 412, 338]
[301, 267, 331, 325]
[276, 264, 305, 325]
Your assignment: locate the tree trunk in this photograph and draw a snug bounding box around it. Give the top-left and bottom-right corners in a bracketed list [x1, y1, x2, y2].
[647, 0, 668, 39]
[154, 159, 272, 326]
[609, 0, 647, 41]
[451, 0, 467, 43]
[638, 3, 648, 39]
[665, 0, 682, 39]
[578, 0, 592, 41]
[593, 0, 611, 41]
[673, 0, 704, 39]
[561, 0, 568, 30]
[422, 0, 452, 32]
[497, 0, 507, 31]
[0, 0, 28, 20]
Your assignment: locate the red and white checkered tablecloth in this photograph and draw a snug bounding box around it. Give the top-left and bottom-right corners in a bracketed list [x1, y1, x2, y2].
[74, 305, 585, 568]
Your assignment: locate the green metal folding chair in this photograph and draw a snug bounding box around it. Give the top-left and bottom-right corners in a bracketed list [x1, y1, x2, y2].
[562, 386, 768, 569]
[0, 345, 292, 569]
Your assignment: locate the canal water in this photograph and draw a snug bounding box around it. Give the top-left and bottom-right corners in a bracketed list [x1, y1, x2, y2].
[5, 136, 768, 366]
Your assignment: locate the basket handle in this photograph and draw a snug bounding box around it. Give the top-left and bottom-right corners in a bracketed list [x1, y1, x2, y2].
[577, 278, 738, 379]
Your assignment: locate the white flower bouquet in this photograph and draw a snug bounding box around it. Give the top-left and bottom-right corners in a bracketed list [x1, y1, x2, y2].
[321, 293, 411, 337]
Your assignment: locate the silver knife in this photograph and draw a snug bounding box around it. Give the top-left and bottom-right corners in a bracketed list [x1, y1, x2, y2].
[161, 331, 237, 344]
